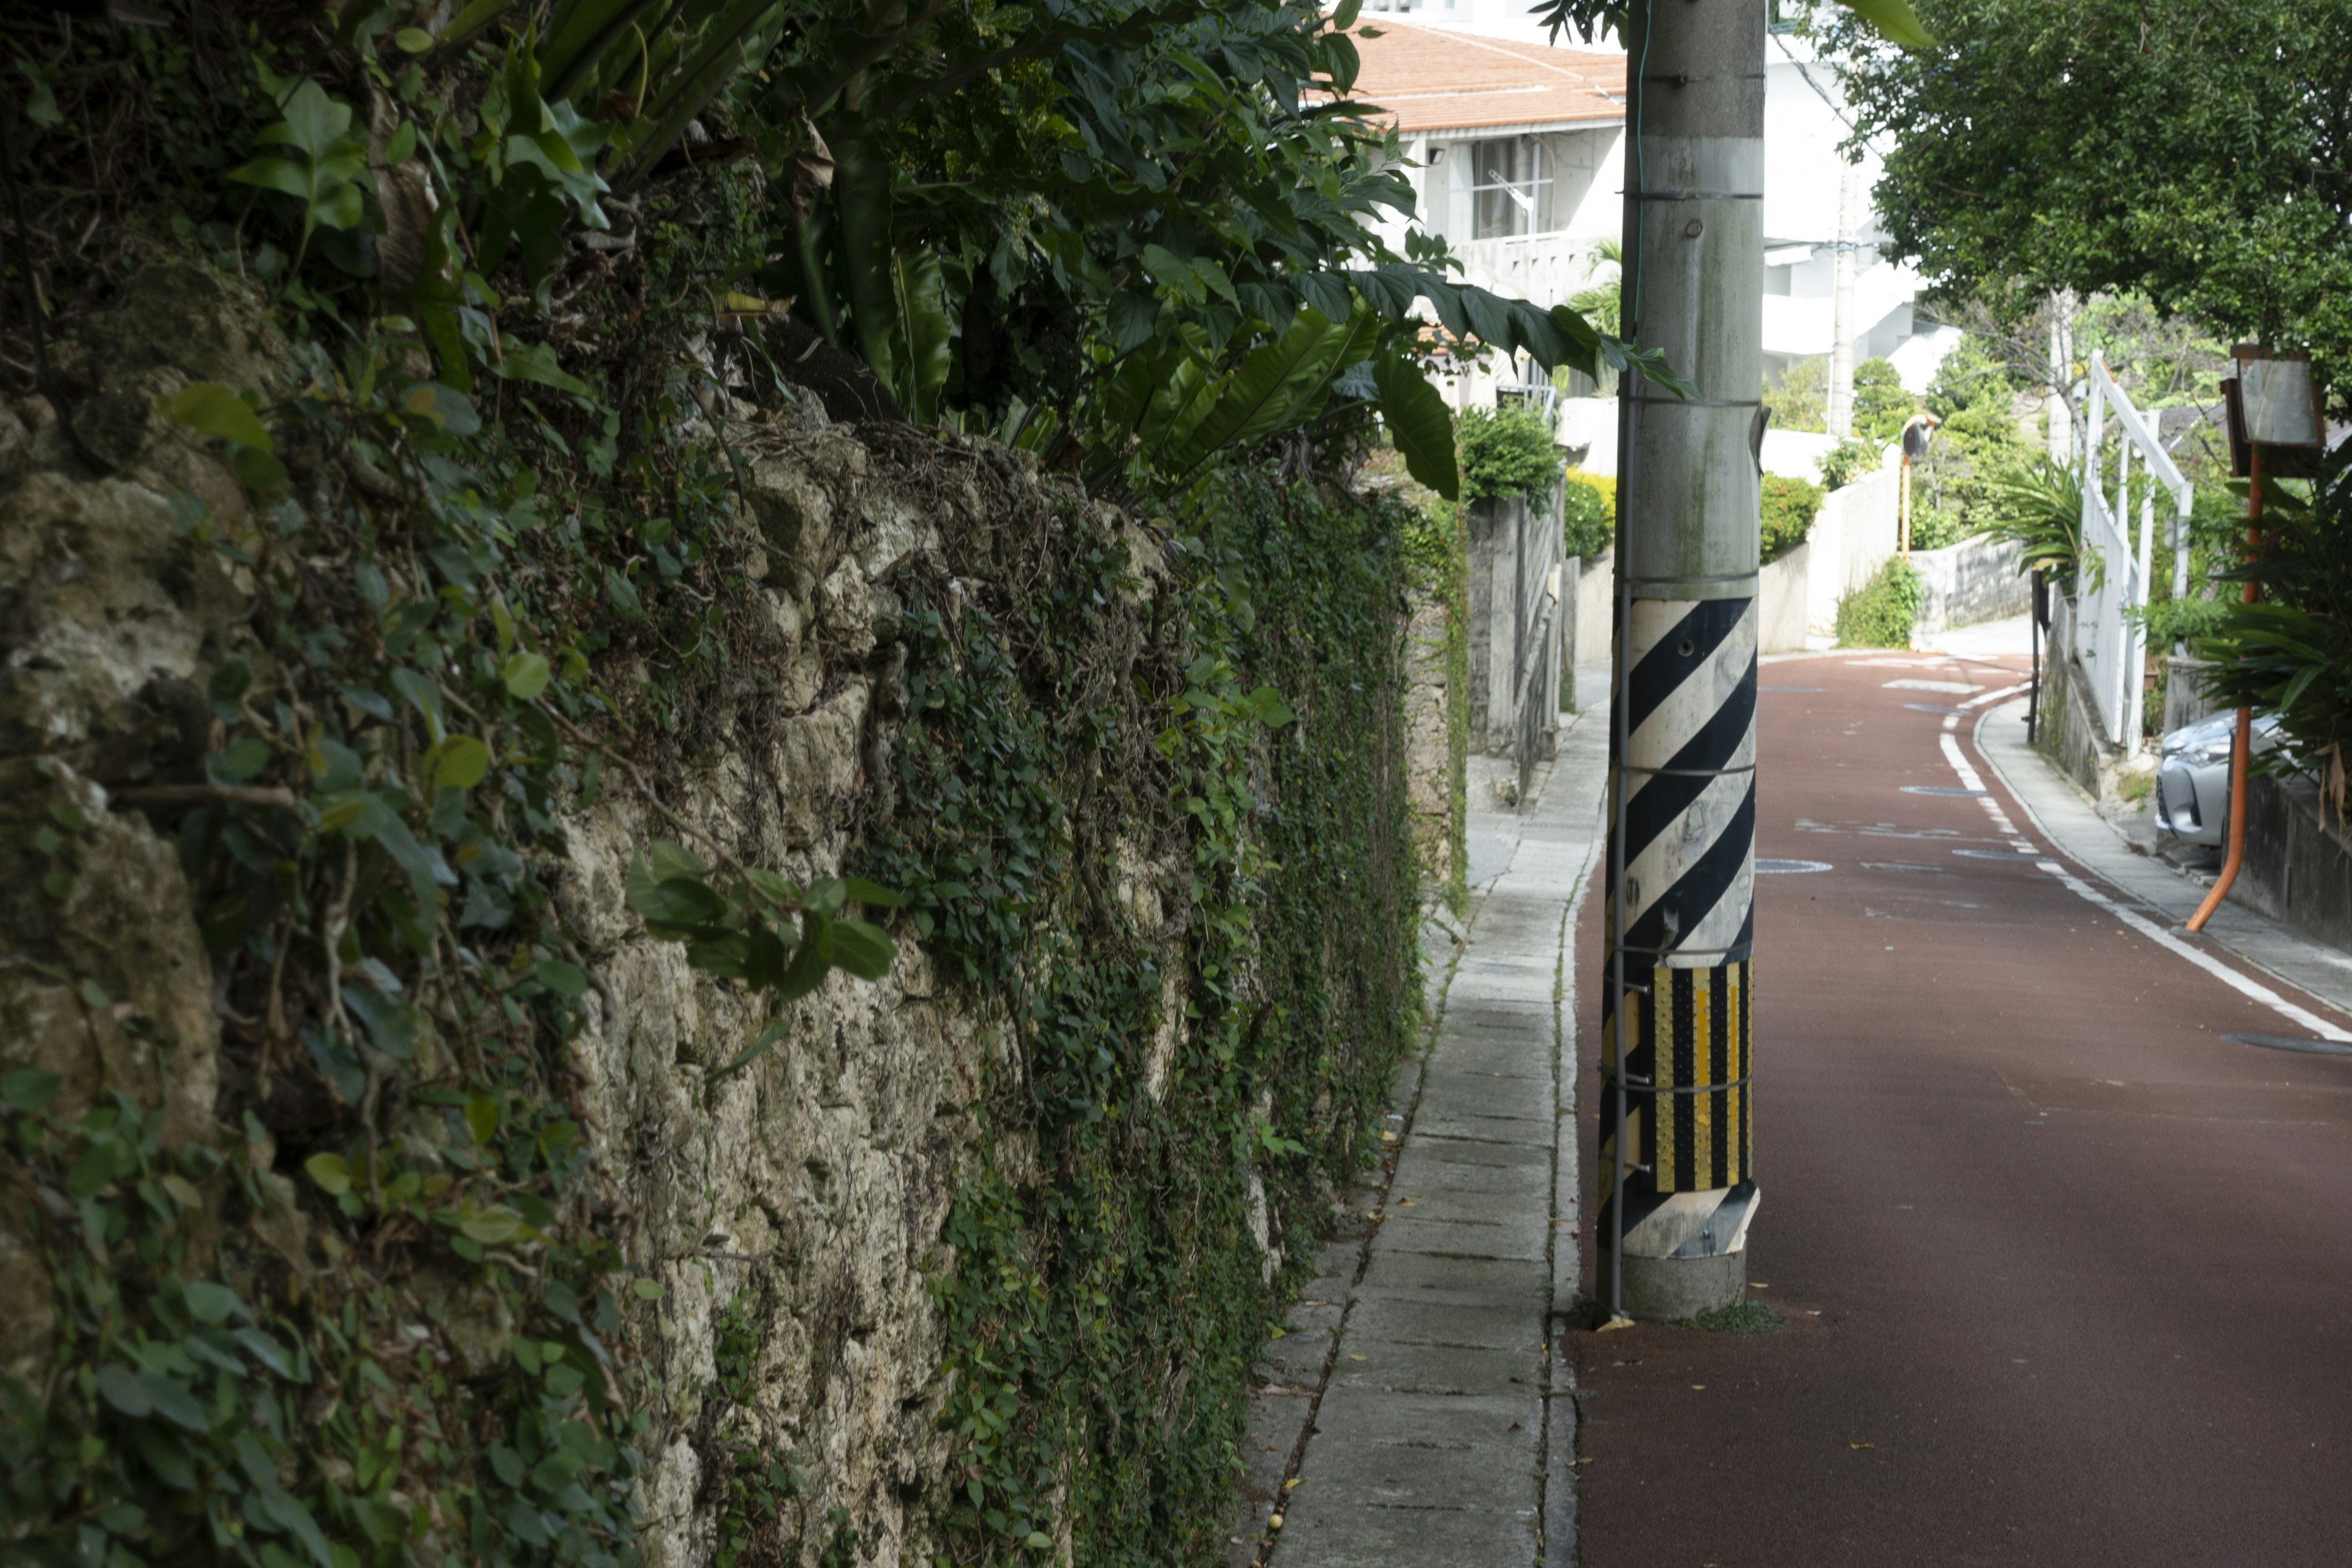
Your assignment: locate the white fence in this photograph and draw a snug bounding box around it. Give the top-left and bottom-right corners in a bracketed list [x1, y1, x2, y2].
[2071, 355, 2193, 749]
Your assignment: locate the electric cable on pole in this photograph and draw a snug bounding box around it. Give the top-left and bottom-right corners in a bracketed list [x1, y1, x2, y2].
[1599, 0, 1765, 1322]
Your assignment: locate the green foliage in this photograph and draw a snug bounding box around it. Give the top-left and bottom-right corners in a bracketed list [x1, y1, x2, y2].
[2, 1073, 648, 1568]
[1853, 357, 1916, 446]
[1981, 458, 2087, 589]
[1907, 505, 1964, 552]
[1836, 558, 1925, 648]
[1819, 437, 1883, 491]
[1532, 0, 1932, 48]
[1457, 406, 1562, 516]
[1566, 238, 1623, 339]
[859, 475, 1422, 1563]
[621, 846, 900, 1077]
[1913, 334, 2026, 537]
[1763, 356, 1827, 435]
[2197, 457, 2352, 823]
[1, 0, 1425, 1561]
[1669, 1300, 1786, 1335]
[1839, 0, 2352, 412]
[1559, 470, 1612, 562]
[1760, 474, 1823, 565]
[1762, 357, 1907, 447]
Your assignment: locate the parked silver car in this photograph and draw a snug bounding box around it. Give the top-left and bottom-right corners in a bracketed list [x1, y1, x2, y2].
[2154, 710, 2283, 847]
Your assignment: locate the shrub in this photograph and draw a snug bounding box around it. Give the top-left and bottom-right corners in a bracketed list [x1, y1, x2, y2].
[1908, 503, 1964, 552]
[1561, 469, 1615, 559]
[1820, 435, 1883, 491]
[1458, 405, 1565, 515]
[1760, 473, 1824, 564]
[1837, 557, 1926, 647]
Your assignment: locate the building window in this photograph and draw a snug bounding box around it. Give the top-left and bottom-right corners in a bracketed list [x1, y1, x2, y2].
[1469, 138, 1546, 240]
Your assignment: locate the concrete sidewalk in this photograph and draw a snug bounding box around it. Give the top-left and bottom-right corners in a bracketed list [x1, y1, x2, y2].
[1227, 683, 1611, 1568]
[1975, 696, 2352, 1025]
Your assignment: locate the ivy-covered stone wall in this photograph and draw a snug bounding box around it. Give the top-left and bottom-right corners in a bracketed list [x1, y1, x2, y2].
[0, 265, 1423, 1568]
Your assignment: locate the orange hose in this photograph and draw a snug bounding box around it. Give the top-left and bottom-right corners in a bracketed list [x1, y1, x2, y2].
[2187, 448, 2263, 933]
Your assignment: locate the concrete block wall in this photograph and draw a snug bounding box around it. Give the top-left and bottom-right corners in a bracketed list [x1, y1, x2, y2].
[2234, 773, 2352, 956]
[1803, 465, 1901, 635]
[1758, 541, 1812, 652]
[1912, 533, 2030, 635]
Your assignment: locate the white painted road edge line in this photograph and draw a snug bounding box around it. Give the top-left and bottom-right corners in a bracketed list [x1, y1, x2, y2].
[1959, 680, 2035, 710]
[1945, 693, 2352, 1044]
[2034, 861, 2352, 1044]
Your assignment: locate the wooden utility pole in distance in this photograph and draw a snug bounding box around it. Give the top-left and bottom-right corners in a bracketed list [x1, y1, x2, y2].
[1598, 0, 1766, 1323]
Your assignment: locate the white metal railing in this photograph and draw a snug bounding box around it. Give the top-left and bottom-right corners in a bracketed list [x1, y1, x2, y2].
[2075, 353, 2194, 749]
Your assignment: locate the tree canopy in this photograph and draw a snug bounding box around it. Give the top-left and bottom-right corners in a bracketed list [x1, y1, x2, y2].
[1834, 0, 2352, 409]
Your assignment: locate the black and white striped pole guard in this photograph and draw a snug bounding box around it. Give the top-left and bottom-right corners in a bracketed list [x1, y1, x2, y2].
[1598, 0, 1766, 1323]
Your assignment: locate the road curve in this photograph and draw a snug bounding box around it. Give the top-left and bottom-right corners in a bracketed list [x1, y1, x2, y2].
[1574, 646, 2352, 1568]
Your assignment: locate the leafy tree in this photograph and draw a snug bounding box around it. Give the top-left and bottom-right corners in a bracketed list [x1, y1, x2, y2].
[1764, 356, 1829, 435]
[1853, 356, 1915, 444]
[1834, 0, 2352, 413]
[1915, 334, 2026, 533]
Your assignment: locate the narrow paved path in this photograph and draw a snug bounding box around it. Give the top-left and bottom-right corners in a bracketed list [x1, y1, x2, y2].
[1574, 647, 2352, 1567]
[1254, 695, 1610, 1568]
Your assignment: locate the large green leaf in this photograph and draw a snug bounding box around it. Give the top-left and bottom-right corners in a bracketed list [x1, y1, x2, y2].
[1373, 353, 1458, 501]
[1155, 308, 1356, 474]
[891, 251, 953, 424]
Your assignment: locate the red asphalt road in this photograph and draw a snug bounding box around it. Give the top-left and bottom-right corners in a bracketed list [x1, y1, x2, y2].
[1574, 648, 2352, 1568]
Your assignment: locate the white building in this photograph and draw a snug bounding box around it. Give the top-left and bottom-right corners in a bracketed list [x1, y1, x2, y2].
[1348, 23, 1626, 331]
[1345, 14, 1960, 476]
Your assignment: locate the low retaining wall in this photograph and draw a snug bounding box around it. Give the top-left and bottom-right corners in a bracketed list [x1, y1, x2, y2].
[1804, 466, 1900, 635]
[2235, 772, 2352, 956]
[1913, 533, 2030, 634]
[1574, 546, 1614, 670]
[2035, 597, 2130, 799]
[1759, 542, 1812, 653]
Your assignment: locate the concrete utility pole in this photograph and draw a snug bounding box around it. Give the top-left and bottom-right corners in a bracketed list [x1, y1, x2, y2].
[1600, 0, 1764, 1321]
[1826, 157, 1861, 439]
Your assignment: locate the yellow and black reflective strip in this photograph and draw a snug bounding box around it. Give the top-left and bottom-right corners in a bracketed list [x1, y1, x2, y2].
[1651, 961, 1751, 1193]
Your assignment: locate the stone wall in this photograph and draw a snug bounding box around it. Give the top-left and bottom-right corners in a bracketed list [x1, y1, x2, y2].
[0, 266, 1422, 1568]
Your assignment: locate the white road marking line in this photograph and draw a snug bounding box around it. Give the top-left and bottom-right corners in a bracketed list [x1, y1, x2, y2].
[1943, 704, 2352, 1043]
[1958, 680, 2035, 710]
[2034, 862, 2352, 1044]
[1886, 679, 1985, 693]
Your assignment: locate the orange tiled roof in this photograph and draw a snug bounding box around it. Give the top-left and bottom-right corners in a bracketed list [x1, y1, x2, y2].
[1332, 21, 1626, 134]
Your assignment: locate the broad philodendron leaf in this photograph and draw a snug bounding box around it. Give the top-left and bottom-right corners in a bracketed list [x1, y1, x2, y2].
[892, 251, 954, 425]
[1372, 353, 1459, 501]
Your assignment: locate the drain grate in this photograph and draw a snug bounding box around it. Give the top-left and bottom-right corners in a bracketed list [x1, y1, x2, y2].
[1951, 848, 2041, 860]
[2225, 1033, 2352, 1058]
[1902, 785, 1989, 797]
[1902, 702, 1967, 714]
